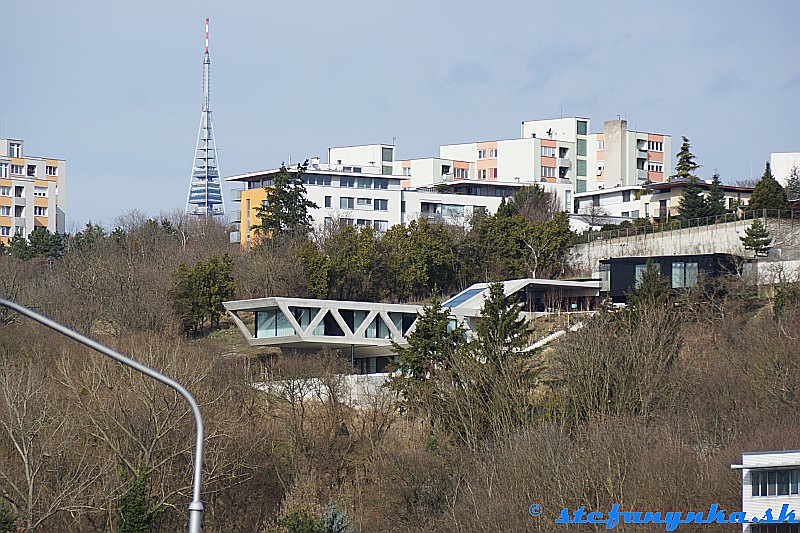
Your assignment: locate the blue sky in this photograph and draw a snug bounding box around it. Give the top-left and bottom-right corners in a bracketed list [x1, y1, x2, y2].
[2, 0, 799, 229]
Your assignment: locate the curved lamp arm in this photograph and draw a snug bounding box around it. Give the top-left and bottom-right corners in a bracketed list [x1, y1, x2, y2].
[0, 298, 205, 533]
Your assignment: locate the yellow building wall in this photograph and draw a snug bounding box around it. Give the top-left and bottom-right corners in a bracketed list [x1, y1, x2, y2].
[239, 187, 273, 248]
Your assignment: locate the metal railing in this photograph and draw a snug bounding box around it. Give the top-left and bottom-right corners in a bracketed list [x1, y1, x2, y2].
[574, 208, 800, 245]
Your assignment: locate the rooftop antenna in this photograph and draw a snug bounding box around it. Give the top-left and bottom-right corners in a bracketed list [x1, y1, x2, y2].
[185, 17, 225, 217]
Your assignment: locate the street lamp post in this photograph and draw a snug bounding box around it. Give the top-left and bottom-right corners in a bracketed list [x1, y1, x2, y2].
[0, 298, 205, 533]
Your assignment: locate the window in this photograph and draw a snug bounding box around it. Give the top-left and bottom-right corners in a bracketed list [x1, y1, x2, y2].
[623, 190, 631, 202]
[352, 167, 362, 173]
[373, 178, 389, 190]
[46, 166, 58, 177]
[374, 199, 388, 211]
[357, 198, 372, 207]
[751, 469, 800, 497]
[454, 168, 468, 179]
[324, 196, 331, 208]
[647, 140, 663, 152]
[339, 176, 355, 187]
[374, 220, 389, 232]
[356, 219, 371, 228]
[478, 169, 487, 179]
[671, 261, 699, 288]
[340, 197, 354, 209]
[489, 168, 498, 179]
[34, 206, 47, 216]
[477, 149, 487, 159]
[576, 180, 587, 193]
[621, 211, 630, 217]
[488, 148, 498, 158]
[635, 263, 659, 286]
[648, 162, 664, 172]
[0, 206, 9, 216]
[597, 162, 605, 176]
[382, 147, 393, 162]
[631, 210, 640, 218]
[577, 120, 588, 135]
[577, 139, 587, 157]
[577, 159, 587, 177]
[382, 165, 392, 175]
[304, 174, 332, 186]
[357, 177, 372, 189]
[637, 159, 646, 170]
[541, 146, 556, 158]
[26, 165, 36, 177]
[34, 187, 47, 197]
[442, 204, 465, 218]
[441, 165, 451, 175]
[0, 163, 7, 178]
[0, 226, 9, 236]
[324, 217, 333, 228]
[339, 217, 354, 226]
[402, 167, 412, 176]
[597, 140, 605, 150]
[14, 226, 24, 235]
[541, 166, 556, 178]
[255, 310, 294, 338]
[10, 165, 23, 175]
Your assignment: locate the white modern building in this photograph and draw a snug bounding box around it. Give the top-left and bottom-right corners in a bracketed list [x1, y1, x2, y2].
[732, 450, 800, 532]
[224, 278, 601, 374]
[771, 152, 800, 187]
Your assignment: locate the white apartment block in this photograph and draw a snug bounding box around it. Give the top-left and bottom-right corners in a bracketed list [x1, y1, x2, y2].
[771, 152, 800, 187]
[733, 450, 800, 532]
[0, 139, 66, 243]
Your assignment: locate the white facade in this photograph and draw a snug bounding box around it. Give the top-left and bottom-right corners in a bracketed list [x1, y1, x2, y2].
[574, 186, 645, 219]
[733, 450, 800, 532]
[771, 152, 800, 187]
[328, 144, 396, 176]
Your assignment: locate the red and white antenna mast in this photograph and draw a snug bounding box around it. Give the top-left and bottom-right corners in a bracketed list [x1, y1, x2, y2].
[205, 18, 209, 54]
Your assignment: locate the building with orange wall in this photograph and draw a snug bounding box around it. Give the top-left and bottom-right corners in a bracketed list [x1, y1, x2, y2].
[0, 139, 65, 244]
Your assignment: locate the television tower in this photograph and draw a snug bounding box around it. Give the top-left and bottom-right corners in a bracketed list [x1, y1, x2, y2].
[186, 18, 224, 217]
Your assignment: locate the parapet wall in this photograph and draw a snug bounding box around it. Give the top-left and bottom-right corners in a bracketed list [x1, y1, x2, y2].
[570, 217, 800, 273]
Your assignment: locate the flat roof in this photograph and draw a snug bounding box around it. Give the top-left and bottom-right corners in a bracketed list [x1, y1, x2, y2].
[226, 167, 400, 182]
[574, 185, 644, 198]
[647, 181, 753, 193]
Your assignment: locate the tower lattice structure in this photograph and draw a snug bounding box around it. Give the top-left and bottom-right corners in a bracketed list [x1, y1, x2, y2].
[186, 18, 224, 217]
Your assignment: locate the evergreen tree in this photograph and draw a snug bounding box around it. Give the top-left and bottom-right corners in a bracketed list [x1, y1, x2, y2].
[705, 172, 726, 217]
[320, 501, 354, 533]
[388, 301, 465, 409]
[169, 254, 235, 333]
[670, 136, 701, 182]
[627, 260, 670, 307]
[254, 164, 318, 237]
[0, 501, 16, 533]
[474, 282, 528, 371]
[118, 466, 163, 533]
[786, 165, 800, 202]
[677, 180, 708, 221]
[749, 162, 789, 213]
[671, 136, 707, 221]
[740, 219, 772, 257]
[7, 234, 33, 260]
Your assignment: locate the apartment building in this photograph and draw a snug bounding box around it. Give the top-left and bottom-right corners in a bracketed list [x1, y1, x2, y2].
[0, 139, 66, 244]
[771, 152, 800, 187]
[732, 450, 800, 532]
[228, 163, 403, 248]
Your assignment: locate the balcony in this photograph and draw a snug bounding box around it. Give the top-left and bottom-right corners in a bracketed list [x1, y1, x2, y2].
[230, 209, 241, 223]
[558, 158, 571, 168]
[637, 150, 648, 159]
[230, 189, 243, 202]
[636, 169, 648, 181]
[229, 231, 241, 244]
